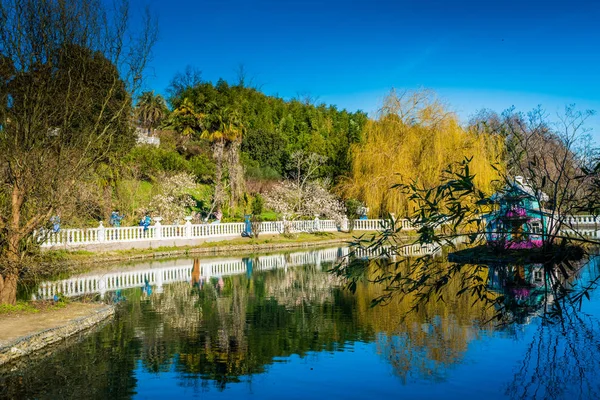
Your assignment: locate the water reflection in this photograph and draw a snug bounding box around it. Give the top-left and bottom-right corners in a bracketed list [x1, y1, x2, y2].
[1, 247, 600, 399]
[487, 264, 550, 324]
[507, 314, 600, 400]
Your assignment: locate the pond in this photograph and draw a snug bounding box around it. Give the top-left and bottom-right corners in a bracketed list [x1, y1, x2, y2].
[1, 246, 600, 399]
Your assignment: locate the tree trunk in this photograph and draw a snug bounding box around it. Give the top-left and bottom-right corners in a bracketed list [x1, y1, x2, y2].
[0, 273, 18, 305]
[213, 141, 226, 209]
[227, 142, 244, 209]
[1, 183, 24, 305]
[103, 184, 113, 222]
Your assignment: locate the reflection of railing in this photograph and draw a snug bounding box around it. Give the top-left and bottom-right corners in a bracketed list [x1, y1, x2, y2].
[34, 247, 351, 300]
[34, 243, 444, 300]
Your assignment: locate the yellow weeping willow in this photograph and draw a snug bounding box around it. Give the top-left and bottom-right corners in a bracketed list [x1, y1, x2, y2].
[341, 89, 505, 217]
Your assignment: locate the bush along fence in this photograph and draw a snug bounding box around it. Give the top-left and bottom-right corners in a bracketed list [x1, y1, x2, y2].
[37, 217, 411, 248]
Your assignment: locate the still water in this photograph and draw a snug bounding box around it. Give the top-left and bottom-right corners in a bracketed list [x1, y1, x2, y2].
[2, 246, 600, 399]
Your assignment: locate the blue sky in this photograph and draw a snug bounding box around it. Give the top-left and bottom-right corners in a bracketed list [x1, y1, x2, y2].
[135, 0, 600, 140]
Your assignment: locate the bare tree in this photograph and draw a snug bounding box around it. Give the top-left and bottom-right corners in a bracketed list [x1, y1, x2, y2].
[0, 0, 157, 304]
[166, 65, 202, 106]
[498, 106, 597, 243]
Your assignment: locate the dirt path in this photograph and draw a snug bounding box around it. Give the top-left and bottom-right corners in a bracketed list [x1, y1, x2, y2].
[0, 303, 106, 347]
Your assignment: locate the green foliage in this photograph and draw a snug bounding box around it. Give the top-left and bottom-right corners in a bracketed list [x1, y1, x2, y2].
[169, 80, 367, 181]
[188, 154, 216, 183]
[135, 91, 169, 132]
[125, 146, 215, 183]
[0, 301, 39, 314]
[241, 152, 281, 180]
[345, 198, 363, 219]
[251, 194, 264, 216]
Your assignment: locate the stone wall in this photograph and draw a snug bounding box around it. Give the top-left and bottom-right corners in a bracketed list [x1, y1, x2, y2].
[0, 305, 115, 366]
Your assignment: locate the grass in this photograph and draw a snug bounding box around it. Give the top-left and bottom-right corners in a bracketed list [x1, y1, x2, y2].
[0, 299, 69, 315]
[0, 301, 40, 314]
[44, 231, 375, 264]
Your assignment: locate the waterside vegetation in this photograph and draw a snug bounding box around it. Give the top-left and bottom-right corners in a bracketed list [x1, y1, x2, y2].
[1, 0, 600, 312]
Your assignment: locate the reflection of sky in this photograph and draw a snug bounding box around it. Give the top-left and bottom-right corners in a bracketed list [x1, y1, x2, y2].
[15, 250, 600, 399]
[132, 338, 534, 400]
[129, 257, 600, 399]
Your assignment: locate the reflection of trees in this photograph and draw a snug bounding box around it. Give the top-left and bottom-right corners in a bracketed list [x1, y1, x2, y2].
[6, 253, 599, 397]
[0, 308, 140, 399]
[96, 261, 376, 390]
[506, 314, 600, 400]
[260, 262, 339, 308]
[350, 258, 497, 383]
[504, 257, 600, 400]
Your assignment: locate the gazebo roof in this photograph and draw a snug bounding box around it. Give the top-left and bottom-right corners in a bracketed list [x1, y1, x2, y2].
[490, 176, 549, 203]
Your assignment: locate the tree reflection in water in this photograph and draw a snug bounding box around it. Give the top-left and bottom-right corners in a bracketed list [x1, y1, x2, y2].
[507, 313, 600, 400]
[338, 250, 600, 398]
[1, 250, 600, 399]
[504, 257, 600, 400]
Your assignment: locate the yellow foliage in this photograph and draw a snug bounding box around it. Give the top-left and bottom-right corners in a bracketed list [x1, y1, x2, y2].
[349, 260, 498, 381]
[341, 89, 505, 217]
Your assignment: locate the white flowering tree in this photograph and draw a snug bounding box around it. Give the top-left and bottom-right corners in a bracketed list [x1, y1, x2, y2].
[146, 173, 197, 224]
[265, 151, 346, 229]
[265, 180, 346, 224]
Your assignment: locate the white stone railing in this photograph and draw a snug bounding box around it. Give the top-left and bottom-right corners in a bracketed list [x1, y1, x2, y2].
[38, 217, 413, 248]
[37, 213, 600, 249]
[562, 215, 599, 226]
[351, 219, 413, 231]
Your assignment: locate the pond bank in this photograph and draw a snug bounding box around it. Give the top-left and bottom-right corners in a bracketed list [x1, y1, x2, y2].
[0, 303, 114, 367]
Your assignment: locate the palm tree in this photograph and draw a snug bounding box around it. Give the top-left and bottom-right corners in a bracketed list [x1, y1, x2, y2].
[168, 97, 204, 137]
[135, 91, 169, 135]
[201, 105, 245, 210]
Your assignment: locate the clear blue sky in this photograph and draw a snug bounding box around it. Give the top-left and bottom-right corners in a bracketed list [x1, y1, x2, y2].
[135, 0, 600, 140]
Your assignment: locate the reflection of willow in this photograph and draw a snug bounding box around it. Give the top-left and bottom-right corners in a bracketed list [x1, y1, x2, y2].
[506, 313, 600, 400]
[350, 257, 498, 383]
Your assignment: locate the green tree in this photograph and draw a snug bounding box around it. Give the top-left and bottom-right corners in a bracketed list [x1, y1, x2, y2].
[168, 97, 204, 137]
[0, 0, 156, 304]
[135, 91, 169, 135]
[201, 105, 245, 211]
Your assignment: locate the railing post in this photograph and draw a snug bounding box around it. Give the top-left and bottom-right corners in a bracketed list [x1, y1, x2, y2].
[154, 217, 163, 240]
[184, 216, 193, 238]
[341, 216, 349, 232]
[314, 215, 321, 232]
[98, 221, 106, 243]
